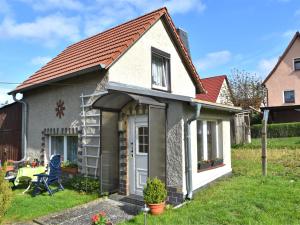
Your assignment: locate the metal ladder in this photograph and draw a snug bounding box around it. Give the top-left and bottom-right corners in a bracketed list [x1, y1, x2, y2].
[80, 92, 105, 178]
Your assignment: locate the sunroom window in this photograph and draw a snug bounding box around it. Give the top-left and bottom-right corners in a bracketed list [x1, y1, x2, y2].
[49, 135, 78, 163]
[197, 120, 223, 171]
[151, 47, 170, 91]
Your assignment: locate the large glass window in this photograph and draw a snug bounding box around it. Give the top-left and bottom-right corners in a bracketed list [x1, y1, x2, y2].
[49, 135, 78, 163]
[197, 120, 223, 171]
[284, 90, 295, 103]
[151, 48, 170, 91]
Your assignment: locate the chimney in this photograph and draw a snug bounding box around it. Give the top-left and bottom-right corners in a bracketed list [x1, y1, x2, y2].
[176, 28, 191, 56]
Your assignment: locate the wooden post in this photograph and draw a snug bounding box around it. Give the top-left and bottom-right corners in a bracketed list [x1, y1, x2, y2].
[261, 110, 269, 176]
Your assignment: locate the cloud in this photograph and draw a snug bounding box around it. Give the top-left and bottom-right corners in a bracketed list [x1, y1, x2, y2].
[31, 56, 52, 66]
[0, 14, 81, 46]
[0, 0, 11, 15]
[1, 0, 205, 45]
[195, 50, 232, 71]
[20, 0, 83, 11]
[257, 57, 278, 77]
[0, 87, 13, 105]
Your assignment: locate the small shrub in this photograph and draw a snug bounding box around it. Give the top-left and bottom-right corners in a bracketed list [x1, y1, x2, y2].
[61, 160, 78, 168]
[251, 122, 300, 138]
[143, 177, 167, 204]
[66, 175, 100, 194]
[0, 163, 12, 224]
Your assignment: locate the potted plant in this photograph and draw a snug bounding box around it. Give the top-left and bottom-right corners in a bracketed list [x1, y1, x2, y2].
[61, 161, 78, 175]
[91, 211, 112, 225]
[198, 160, 211, 170]
[143, 177, 167, 215]
[5, 160, 15, 172]
[212, 158, 223, 167]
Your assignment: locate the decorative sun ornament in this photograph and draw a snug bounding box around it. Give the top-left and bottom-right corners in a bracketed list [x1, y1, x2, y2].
[55, 100, 65, 119]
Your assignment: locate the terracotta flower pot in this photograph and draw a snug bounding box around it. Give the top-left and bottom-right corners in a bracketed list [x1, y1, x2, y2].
[61, 167, 78, 175]
[148, 202, 165, 215]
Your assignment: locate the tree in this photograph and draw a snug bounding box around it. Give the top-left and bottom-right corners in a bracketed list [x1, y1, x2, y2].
[0, 164, 12, 223]
[228, 69, 265, 109]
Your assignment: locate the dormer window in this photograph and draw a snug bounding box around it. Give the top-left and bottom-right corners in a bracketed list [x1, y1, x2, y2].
[294, 58, 300, 70]
[151, 47, 170, 91]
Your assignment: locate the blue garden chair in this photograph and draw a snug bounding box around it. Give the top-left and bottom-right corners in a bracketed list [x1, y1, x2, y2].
[32, 154, 64, 196]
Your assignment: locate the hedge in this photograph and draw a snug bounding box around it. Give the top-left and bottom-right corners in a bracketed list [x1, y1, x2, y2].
[251, 122, 300, 138]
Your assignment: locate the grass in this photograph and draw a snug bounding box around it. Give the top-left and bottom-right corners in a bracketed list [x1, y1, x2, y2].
[3, 186, 98, 223]
[121, 145, 300, 224]
[232, 137, 300, 149]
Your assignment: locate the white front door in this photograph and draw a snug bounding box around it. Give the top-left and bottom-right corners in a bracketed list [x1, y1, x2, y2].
[128, 115, 148, 196]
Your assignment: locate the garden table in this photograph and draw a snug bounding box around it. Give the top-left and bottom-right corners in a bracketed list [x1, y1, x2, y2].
[14, 166, 46, 193]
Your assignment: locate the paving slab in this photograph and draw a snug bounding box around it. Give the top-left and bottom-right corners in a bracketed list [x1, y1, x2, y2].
[33, 198, 140, 225]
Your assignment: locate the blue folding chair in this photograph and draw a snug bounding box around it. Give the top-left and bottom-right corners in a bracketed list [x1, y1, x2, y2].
[32, 155, 64, 196]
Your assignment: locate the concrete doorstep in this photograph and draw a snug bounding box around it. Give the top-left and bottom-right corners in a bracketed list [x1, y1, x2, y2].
[24, 198, 140, 225]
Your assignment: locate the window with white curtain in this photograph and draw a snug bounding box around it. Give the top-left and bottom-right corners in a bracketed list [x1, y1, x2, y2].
[49, 135, 78, 163]
[151, 48, 170, 91]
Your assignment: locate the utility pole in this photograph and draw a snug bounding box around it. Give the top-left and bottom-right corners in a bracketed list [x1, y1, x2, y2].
[261, 110, 269, 176]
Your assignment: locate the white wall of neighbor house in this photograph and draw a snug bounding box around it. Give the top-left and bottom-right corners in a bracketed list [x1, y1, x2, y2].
[216, 80, 233, 106]
[108, 19, 196, 98]
[189, 112, 232, 192]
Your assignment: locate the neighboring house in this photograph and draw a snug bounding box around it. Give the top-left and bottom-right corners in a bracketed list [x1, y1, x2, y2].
[8, 7, 240, 205]
[0, 102, 22, 162]
[196, 75, 233, 105]
[262, 31, 300, 123]
[196, 75, 250, 144]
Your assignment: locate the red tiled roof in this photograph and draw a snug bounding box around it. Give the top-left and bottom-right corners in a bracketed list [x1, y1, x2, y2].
[196, 75, 227, 102]
[12, 7, 204, 94]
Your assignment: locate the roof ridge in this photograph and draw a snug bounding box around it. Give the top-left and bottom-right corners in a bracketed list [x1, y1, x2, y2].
[201, 75, 226, 80]
[65, 7, 167, 50]
[263, 31, 300, 84]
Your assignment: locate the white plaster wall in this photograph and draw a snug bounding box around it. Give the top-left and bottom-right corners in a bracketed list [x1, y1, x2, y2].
[190, 118, 232, 191]
[108, 19, 196, 97]
[216, 80, 233, 106]
[24, 72, 106, 159]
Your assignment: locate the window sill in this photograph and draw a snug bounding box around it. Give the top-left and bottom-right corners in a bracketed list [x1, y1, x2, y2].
[197, 164, 225, 173]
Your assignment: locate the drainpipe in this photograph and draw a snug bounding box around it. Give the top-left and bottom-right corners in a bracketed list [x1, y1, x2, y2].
[185, 102, 201, 200]
[12, 93, 27, 162]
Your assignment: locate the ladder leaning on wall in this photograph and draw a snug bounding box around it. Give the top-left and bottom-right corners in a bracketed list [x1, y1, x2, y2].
[80, 92, 105, 178]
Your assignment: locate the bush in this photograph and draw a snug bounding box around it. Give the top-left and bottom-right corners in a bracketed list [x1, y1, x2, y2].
[143, 177, 167, 204]
[66, 175, 100, 194]
[0, 163, 12, 224]
[251, 122, 300, 138]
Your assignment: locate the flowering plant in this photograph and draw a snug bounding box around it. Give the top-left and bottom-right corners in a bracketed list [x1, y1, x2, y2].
[91, 211, 109, 225]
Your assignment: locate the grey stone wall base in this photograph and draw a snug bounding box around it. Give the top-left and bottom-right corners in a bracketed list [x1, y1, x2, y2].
[167, 186, 184, 206]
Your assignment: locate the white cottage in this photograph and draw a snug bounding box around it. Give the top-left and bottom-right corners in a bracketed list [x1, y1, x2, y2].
[9, 7, 241, 205]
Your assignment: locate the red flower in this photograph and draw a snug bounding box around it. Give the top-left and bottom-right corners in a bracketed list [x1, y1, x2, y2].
[92, 214, 99, 222]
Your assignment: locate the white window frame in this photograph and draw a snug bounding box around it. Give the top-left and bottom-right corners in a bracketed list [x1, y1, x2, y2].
[283, 90, 295, 104]
[293, 58, 300, 71]
[151, 47, 170, 91]
[48, 135, 78, 162]
[198, 120, 222, 161]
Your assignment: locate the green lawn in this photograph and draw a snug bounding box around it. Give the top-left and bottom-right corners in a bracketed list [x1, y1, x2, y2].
[121, 147, 300, 224]
[3, 187, 98, 223]
[232, 137, 300, 149]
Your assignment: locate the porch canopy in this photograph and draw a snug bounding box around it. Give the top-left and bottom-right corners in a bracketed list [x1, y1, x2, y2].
[92, 91, 165, 111]
[91, 91, 167, 192]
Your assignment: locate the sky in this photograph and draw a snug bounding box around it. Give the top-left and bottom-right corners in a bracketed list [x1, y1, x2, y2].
[0, 0, 299, 104]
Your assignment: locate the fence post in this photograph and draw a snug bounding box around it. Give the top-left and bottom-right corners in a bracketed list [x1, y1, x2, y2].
[261, 110, 269, 176]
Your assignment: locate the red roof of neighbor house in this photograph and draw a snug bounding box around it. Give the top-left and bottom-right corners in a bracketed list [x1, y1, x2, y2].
[196, 75, 227, 102]
[12, 7, 204, 94]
